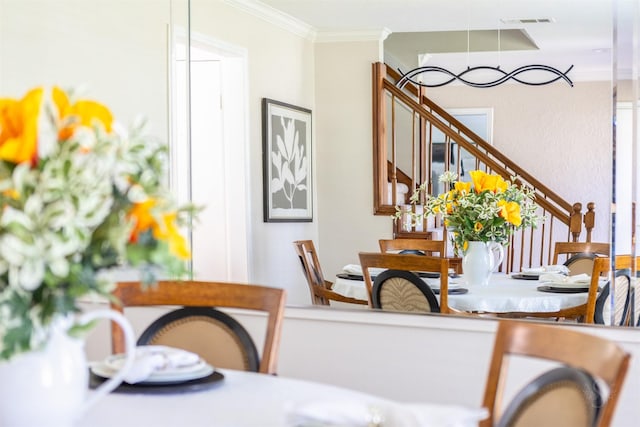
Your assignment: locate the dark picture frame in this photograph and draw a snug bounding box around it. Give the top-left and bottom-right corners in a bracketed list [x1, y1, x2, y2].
[262, 98, 312, 222]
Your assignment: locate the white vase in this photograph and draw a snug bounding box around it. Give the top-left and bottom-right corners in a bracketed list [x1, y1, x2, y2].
[462, 241, 505, 286]
[0, 310, 135, 427]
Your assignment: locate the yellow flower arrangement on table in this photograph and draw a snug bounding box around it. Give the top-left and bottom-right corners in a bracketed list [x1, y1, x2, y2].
[0, 86, 196, 360]
[397, 170, 540, 254]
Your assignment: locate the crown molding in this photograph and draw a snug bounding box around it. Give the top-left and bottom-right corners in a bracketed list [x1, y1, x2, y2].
[223, 0, 316, 39]
[315, 28, 392, 43]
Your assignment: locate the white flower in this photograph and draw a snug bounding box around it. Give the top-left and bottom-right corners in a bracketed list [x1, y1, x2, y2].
[439, 170, 458, 183]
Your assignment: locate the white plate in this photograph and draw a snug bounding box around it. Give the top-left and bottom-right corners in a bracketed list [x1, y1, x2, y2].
[104, 345, 204, 375]
[104, 355, 207, 378]
[522, 265, 569, 274]
[90, 360, 215, 384]
[540, 281, 590, 289]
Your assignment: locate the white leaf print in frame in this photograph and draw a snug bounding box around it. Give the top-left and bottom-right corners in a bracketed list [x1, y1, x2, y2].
[262, 98, 312, 222]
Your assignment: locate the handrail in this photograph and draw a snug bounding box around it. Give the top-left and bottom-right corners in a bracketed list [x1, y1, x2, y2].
[373, 62, 596, 271]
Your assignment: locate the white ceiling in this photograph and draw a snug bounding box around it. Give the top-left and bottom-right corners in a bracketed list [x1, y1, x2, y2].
[253, 0, 637, 81]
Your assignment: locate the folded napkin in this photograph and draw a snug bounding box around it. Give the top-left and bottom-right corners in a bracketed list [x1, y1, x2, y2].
[342, 264, 363, 275]
[286, 400, 488, 427]
[522, 265, 569, 275]
[425, 279, 460, 289]
[110, 345, 201, 384]
[342, 264, 386, 277]
[539, 273, 591, 285]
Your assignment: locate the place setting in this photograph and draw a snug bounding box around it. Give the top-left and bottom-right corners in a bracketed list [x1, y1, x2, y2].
[338, 264, 466, 294]
[511, 265, 569, 280]
[89, 345, 224, 394]
[535, 272, 601, 294]
[338, 264, 450, 281]
[426, 280, 469, 295]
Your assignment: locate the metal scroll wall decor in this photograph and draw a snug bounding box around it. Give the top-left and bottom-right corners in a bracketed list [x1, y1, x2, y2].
[395, 64, 574, 89]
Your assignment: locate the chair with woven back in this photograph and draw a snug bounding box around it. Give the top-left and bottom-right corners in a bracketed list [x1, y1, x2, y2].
[110, 280, 286, 375]
[552, 242, 610, 275]
[482, 320, 630, 427]
[357, 252, 453, 314]
[293, 240, 367, 306]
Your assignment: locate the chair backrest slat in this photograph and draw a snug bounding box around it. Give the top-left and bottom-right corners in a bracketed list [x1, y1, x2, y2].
[552, 242, 610, 264]
[379, 238, 446, 257]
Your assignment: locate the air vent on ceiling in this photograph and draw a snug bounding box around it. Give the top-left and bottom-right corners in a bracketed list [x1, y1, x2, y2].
[501, 18, 556, 24]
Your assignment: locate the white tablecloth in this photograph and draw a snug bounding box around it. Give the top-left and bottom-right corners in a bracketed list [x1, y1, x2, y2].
[333, 273, 595, 313]
[77, 369, 487, 427]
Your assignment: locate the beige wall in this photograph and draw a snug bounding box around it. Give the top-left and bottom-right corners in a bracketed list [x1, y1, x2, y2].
[427, 81, 612, 244]
[189, 1, 318, 305]
[314, 40, 392, 286]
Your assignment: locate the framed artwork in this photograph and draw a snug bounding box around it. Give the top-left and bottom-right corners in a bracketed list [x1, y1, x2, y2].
[262, 98, 313, 222]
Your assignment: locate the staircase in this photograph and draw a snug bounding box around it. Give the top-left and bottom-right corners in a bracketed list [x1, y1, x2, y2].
[371, 62, 596, 273]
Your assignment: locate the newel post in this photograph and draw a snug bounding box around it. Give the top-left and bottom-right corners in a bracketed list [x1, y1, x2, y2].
[372, 62, 387, 213]
[570, 203, 583, 242]
[583, 202, 595, 242]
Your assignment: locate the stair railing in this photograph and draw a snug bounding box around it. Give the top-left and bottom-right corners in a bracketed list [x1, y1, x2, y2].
[372, 62, 595, 272]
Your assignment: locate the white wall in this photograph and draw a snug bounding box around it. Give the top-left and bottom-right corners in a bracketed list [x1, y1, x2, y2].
[0, 0, 172, 139]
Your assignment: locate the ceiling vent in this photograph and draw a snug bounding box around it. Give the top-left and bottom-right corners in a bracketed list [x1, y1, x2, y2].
[501, 18, 556, 24]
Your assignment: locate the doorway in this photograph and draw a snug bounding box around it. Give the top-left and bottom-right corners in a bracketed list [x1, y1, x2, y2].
[172, 32, 249, 281]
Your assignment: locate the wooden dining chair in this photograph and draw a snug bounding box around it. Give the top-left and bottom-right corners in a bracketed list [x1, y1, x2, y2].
[110, 281, 286, 375]
[378, 238, 446, 256]
[357, 252, 452, 313]
[482, 320, 630, 427]
[552, 241, 610, 265]
[293, 240, 368, 306]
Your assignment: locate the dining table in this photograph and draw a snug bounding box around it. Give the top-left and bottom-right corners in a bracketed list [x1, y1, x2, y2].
[78, 368, 488, 427]
[332, 271, 602, 314]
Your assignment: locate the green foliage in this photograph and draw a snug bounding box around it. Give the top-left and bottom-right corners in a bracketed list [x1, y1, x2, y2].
[0, 88, 196, 360]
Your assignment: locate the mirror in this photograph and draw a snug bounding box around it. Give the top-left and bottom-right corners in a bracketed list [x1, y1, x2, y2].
[3, 1, 636, 327]
[612, 0, 639, 327]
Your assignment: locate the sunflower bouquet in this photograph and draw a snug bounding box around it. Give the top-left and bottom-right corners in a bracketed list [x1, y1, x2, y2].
[397, 170, 540, 254]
